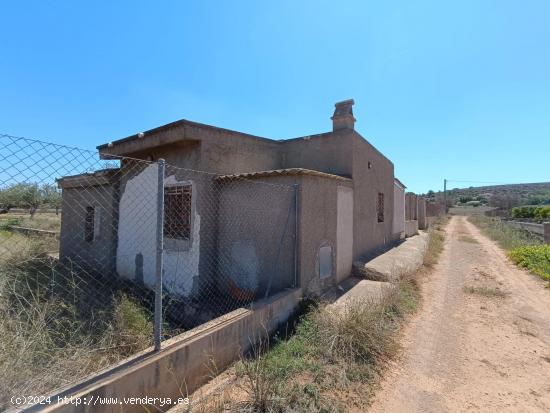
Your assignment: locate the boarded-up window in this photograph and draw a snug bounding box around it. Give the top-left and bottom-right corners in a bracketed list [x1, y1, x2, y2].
[164, 185, 192, 240]
[377, 193, 384, 223]
[84, 206, 95, 242]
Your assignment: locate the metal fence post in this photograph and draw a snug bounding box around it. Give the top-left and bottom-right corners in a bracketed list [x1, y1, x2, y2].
[154, 159, 165, 351]
[293, 184, 299, 288]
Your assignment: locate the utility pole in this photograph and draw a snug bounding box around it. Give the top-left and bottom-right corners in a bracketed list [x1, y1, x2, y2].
[443, 178, 448, 214]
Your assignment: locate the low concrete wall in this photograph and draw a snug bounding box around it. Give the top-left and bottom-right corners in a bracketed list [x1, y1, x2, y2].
[330, 279, 394, 310]
[405, 220, 418, 237]
[504, 220, 550, 244]
[504, 220, 544, 235]
[8, 225, 59, 238]
[29, 288, 302, 413]
[353, 232, 429, 283]
[2, 208, 60, 214]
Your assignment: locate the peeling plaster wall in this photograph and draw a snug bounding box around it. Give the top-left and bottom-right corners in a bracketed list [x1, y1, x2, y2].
[116, 164, 158, 287]
[116, 164, 200, 297]
[162, 175, 201, 297]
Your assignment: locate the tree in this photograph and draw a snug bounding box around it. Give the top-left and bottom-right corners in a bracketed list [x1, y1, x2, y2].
[489, 193, 521, 210]
[0, 182, 60, 217]
[41, 184, 62, 214]
[459, 196, 473, 204]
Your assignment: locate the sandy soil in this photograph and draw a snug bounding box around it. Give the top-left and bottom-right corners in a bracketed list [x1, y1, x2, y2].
[369, 215, 550, 413]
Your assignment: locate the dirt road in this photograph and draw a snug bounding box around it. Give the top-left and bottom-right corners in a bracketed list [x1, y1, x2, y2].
[369, 216, 550, 412]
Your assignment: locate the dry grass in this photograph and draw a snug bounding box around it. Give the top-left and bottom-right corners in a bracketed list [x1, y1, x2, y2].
[193, 276, 423, 412]
[0, 236, 153, 409]
[423, 217, 448, 267]
[188, 222, 447, 412]
[459, 235, 479, 244]
[468, 215, 542, 251]
[463, 285, 509, 298]
[0, 212, 61, 231]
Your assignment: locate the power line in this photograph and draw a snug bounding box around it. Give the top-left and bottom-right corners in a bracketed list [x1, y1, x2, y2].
[445, 179, 511, 185]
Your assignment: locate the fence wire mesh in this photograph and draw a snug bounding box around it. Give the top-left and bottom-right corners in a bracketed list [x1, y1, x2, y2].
[0, 134, 296, 407]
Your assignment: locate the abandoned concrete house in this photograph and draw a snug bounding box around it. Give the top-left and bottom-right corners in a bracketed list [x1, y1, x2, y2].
[58, 100, 417, 310]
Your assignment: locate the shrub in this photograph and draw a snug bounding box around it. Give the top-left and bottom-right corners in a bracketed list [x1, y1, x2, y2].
[511, 206, 550, 221]
[111, 294, 153, 356]
[508, 245, 550, 282]
[0, 217, 21, 230]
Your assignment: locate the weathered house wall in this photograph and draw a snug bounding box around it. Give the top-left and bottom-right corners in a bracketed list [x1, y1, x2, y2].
[216, 177, 296, 298]
[113, 162, 210, 298]
[406, 193, 418, 221]
[351, 133, 395, 259]
[405, 193, 419, 237]
[280, 130, 354, 177]
[75, 101, 398, 299]
[297, 175, 354, 295]
[279, 130, 394, 262]
[418, 197, 427, 230]
[393, 180, 406, 239]
[58, 172, 119, 277]
[215, 172, 354, 298]
[99, 122, 282, 175]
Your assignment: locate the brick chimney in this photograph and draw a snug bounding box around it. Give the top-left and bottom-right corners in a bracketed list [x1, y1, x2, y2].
[331, 99, 355, 131]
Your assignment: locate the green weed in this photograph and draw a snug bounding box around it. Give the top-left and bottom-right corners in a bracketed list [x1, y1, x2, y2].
[508, 245, 550, 283]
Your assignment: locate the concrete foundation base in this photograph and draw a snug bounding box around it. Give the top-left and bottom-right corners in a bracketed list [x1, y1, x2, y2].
[405, 220, 419, 237]
[353, 232, 429, 283]
[31, 288, 302, 413]
[330, 279, 394, 311]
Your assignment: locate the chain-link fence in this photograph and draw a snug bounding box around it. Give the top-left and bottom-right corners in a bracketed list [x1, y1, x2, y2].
[0, 134, 297, 407]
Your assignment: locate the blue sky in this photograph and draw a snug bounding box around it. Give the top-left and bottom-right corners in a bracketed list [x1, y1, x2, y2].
[1, 0, 548, 193]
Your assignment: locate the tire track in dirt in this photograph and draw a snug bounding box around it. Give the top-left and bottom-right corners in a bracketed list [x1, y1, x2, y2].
[368, 215, 550, 412]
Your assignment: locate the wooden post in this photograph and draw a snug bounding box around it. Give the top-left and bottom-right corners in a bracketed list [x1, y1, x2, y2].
[443, 179, 447, 214]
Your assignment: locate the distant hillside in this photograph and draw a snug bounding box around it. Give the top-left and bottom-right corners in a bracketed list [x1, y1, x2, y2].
[425, 182, 550, 208]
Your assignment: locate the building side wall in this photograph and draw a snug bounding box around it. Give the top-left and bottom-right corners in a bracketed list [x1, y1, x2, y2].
[405, 219, 419, 237]
[336, 186, 354, 283]
[280, 130, 354, 177]
[298, 175, 354, 295]
[114, 162, 212, 298]
[59, 183, 118, 277]
[216, 177, 296, 298]
[418, 198, 427, 230]
[121, 124, 282, 175]
[351, 133, 395, 260]
[393, 183, 406, 238]
[406, 193, 418, 221]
